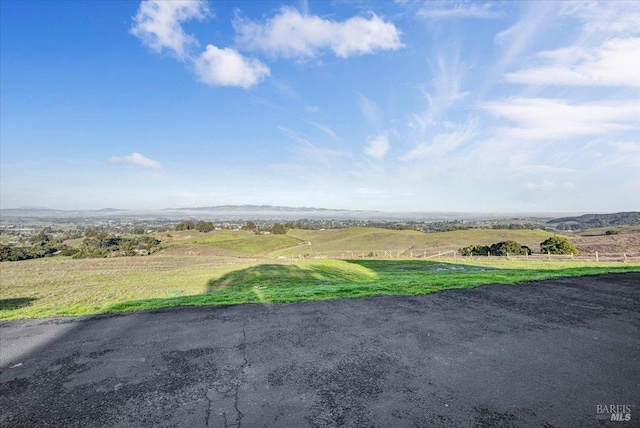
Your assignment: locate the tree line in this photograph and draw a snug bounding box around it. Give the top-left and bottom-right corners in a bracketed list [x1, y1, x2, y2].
[1, 229, 161, 262]
[459, 236, 579, 256]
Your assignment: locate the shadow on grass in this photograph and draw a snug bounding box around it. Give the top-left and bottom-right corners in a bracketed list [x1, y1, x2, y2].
[102, 262, 380, 315]
[0, 297, 37, 311]
[206, 263, 377, 293]
[98, 259, 639, 317]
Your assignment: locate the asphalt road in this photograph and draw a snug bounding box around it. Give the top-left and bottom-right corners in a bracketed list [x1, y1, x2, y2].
[1, 273, 639, 427]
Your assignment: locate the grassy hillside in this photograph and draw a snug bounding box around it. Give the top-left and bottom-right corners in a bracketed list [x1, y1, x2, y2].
[1, 255, 637, 320]
[159, 230, 304, 257]
[548, 211, 640, 228]
[279, 227, 560, 257]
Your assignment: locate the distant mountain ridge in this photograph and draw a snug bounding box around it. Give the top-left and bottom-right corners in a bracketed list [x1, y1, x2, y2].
[2, 206, 626, 222]
[165, 205, 353, 212]
[547, 212, 640, 228]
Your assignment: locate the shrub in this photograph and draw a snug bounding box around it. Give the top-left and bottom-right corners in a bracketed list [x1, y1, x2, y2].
[271, 223, 288, 235]
[459, 245, 490, 256]
[540, 236, 579, 254]
[175, 221, 196, 231]
[196, 221, 214, 232]
[489, 241, 532, 256]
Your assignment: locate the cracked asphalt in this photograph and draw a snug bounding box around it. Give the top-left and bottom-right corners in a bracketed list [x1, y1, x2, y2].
[1, 272, 639, 427]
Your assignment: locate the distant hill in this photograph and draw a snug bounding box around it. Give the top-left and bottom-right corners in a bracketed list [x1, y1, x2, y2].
[166, 205, 351, 212]
[547, 212, 640, 229]
[0, 205, 581, 222]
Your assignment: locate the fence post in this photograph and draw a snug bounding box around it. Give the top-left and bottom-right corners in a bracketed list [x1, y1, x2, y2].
[595, 251, 599, 262]
[624, 253, 627, 262]
[548, 251, 551, 260]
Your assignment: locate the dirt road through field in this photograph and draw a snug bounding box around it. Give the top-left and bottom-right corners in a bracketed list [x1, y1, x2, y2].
[1, 273, 638, 427]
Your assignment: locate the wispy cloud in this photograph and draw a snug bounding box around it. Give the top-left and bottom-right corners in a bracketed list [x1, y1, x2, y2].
[234, 8, 403, 59]
[306, 121, 340, 141]
[418, 3, 502, 20]
[517, 165, 577, 174]
[525, 181, 575, 192]
[109, 153, 164, 169]
[359, 93, 384, 129]
[277, 125, 311, 145]
[364, 135, 389, 160]
[506, 38, 640, 87]
[610, 142, 640, 153]
[491, 3, 558, 79]
[560, 2, 640, 37]
[408, 46, 469, 135]
[484, 98, 640, 141]
[605, 141, 640, 168]
[400, 120, 478, 161]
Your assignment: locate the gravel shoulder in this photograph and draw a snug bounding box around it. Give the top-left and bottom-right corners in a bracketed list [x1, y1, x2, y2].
[1, 273, 639, 427]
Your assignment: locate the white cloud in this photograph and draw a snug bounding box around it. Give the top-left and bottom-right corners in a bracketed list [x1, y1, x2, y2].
[517, 165, 577, 173]
[355, 188, 385, 195]
[605, 142, 640, 167]
[359, 94, 384, 128]
[132, 0, 269, 89]
[109, 153, 164, 169]
[560, 2, 640, 37]
[490, 2, 558, 80]
[234, 8, 403, 59]
[525, 181, 575, 192]
[609, 142, 640, 153]
[401, 120, 477, 161]
[305, 105, 320, 113]
[307, 121, 340, 141]
[409, 48, 469, 134]
[418, 3, 502, 19]
[506, 38, 640, 87]
[484, 98, 640, 140]
[365, 135, 389, 160]
[194, 45, 270, 89]
[131, 0, 209, 58]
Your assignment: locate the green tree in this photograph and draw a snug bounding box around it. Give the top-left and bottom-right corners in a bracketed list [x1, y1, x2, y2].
[459, 245, 490, 256]
[31, 230, 52, 244]
[242, 221, 257, 231]
[489, 240, 532, 256]
[175, 220, 196, 231]
[196, 220, 214, 232]
[270, 223, 287, 235]
[540, 236, 579, 254]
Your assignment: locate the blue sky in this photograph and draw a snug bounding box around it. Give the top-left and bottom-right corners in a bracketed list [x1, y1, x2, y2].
[1, 1, 639, 212]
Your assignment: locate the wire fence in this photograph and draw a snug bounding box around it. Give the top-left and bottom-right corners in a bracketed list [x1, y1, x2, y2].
[282, 249, 640, 263]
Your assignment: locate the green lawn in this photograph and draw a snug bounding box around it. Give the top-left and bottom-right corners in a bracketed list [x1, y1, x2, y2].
[1, 254, 638, 321]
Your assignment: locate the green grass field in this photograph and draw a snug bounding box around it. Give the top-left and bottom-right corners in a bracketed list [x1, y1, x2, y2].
[276, 227, 560, 257]
[1, 252, 638, 320]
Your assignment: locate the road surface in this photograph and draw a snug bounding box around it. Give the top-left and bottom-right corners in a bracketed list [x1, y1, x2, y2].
[1, 273, 638, 427]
